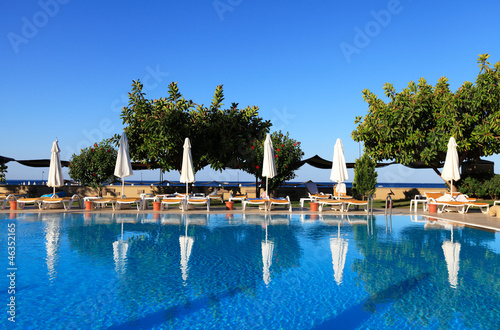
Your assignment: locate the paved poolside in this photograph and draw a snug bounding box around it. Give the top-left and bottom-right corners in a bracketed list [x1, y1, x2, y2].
[3, 204, 500, 232]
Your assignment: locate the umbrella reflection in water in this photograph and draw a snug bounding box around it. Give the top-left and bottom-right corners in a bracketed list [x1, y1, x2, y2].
[330, 221, 348, 285]
[44, 216, 61, 281]
[180, 216, 194, 284]
[442, 225, 460, 289]
[262, 215, 274, 286]
[113, 218, 129, 276]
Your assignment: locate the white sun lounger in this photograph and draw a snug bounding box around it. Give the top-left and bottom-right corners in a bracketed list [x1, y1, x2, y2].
[269, 197, 292, 212]
[115, 198, 143, 211]
[160, 196, 186, 211]
[318, 199, 344, 212]
[0, 194, 16, 210]
[91, 198, 118, 210]
[243, 198, 268, 211]
[185, 197, 210, 211]
[229, 192, 247, 203]
[16, 197, 45, 209]
[342, 199, 369, 212]
[42, 194, 82, 210]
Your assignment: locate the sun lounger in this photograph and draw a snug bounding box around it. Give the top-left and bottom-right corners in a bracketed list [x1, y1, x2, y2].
[0, 194, 16, 209]
[304, 182, 332, 200]
[424, 191, 476, 204]
[333, 184, 352, 199]
[229, 192, 247, 203]
[342, 199, 369, 212]
[208, 190, 224, 203]
[16, 197, 46, 209]
[185, 197, 210, 211]
[92, 198, 118, 210]
[42, 194, 82, 210]
[243, 198, 268, 211]
[318, 199, 344, 212]
[428, 198, 490, 214]
[269, 196, 292, 212]
[115, 198, 143, 210]
[160, 196, 186, 211]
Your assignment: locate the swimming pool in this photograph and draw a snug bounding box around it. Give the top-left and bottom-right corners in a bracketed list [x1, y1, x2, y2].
[1, 213, 499, 329]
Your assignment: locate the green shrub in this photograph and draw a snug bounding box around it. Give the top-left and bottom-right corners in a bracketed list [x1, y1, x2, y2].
[0, 163, 7, 184]
[68, 139, 118, 196]
[458, 174, 500, 199]
[353, 153, 378, 200]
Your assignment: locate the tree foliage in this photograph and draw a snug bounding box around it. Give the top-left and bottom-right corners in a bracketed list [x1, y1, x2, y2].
[353, 153, 378, 200]
[458, 175, 500, 199]
[0, 163, 7, 184]
[120, 80, 271, 173]
[352, 54, 500, 177]
[243, 131, 304, 193]
[68, 139, 117, 196]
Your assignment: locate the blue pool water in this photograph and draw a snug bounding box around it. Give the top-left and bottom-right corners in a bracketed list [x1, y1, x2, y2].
[1, 213, 499, 329]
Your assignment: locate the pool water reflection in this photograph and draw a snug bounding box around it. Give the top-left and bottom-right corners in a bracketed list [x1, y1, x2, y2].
[1, 213, 499, 329]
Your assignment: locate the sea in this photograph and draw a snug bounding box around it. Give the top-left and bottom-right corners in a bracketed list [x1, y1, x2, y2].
[3, 180, 447, 189]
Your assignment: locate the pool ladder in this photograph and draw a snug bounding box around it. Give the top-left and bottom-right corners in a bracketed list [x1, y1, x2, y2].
[385, 195, 393, 216]
[368, 194, 374, 216]
[367, 194, 374, 235]
[385, 195, 393, 233]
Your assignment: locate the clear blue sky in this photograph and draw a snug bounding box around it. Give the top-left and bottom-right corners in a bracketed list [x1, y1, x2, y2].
[2, 0, 500, 184]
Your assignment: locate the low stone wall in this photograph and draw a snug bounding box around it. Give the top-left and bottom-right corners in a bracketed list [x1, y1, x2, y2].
[1, 184, 448, 201]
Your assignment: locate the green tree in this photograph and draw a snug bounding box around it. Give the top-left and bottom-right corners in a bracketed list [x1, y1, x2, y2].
[352, 153, 378, 200]
[68, 139, 118, 196]
[352, 54, 500, 178]
[243, 131, 304, 194]
[120, 80, 271, 173]
[0, 163, 7, 184]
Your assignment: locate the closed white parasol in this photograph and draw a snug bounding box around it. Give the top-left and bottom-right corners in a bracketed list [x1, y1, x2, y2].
[47, 139, 64, 196]
[441, 137, 460, 195]
[262, 134, 277, 197]
[330, 138, 348, 198]
[180, 137, 195, 196]
[114, 133, 133, 197]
